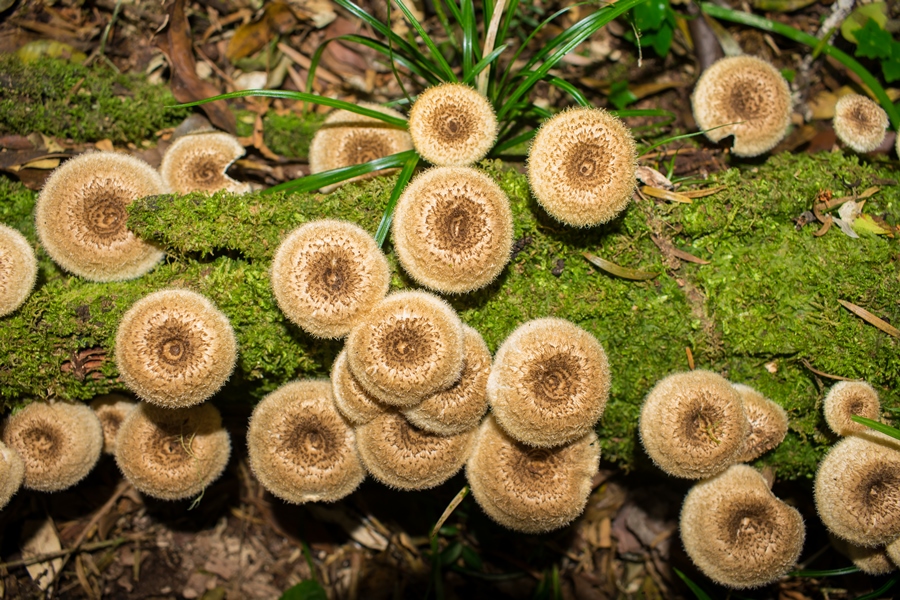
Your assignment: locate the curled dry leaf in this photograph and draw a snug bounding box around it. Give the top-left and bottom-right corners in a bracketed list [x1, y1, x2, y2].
[583, 252, 659, 281]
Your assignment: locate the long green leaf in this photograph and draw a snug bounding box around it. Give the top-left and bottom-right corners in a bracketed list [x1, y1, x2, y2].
[265, 150, 417, 195]
[332, 0, 437, 71]
[673, 569, 712, 600]
[461, 0, 477, 75]
[789, 566, 861, 577]
[393, 0, 457, 82]
[280, 580, 327, 600]
[375, 154, 420, 246]
[851, 415, 900, 441]
[857, 574, 899, 600]
[461, 45, 508, 85]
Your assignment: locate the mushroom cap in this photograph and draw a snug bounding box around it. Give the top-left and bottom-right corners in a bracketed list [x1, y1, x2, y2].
[35, 151, 165, 281]
[886, 536, 900, 567]
[814, 432, 900, 547]
[115, 289, 238, 408]
[691, 55, 792, 157]
[487, 318, 610, 448]
[0, 224, 37, 318]
[331, 349, 390, 426]
[831, 535, 896, 575]
[823, 380, 880, 437]
[403, 325, 490, 435]
[309, 103, 413, 193]
[247, 380, 365, 504]
[90, 393, 138, 454]
[680, 464, 805, 589]
[732, 384, 789, 463]
[345, 290, 465, 407]
[355, 412, 475, 490]
[0, 441, 24, 510]
[640, 370, 747, 479]
[115, 402, 231, 501]
[271, 220, 390, 339]
[391, 167, 513, 294]
[408, 83, 498, 167]
[159, 131, 250, 194]
[833, 94, 889, 154]
[466, 415, 600, 534]
[527, 107, 636, 227]
[2, 401, 103, 492]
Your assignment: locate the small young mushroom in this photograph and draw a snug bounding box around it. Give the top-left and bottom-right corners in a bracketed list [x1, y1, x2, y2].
[35, 151, 165, 281]
[823, 380, 881, 437]
[331, 349, 390, 426]
[732, 384, 789, 463]
[691, 55, 792, 157]
[90, 393, 138, 454]
[831, 535, 896, 575]
[247, 380, 365, 504]
[408, 83, 498, 166]
[271, 220, 390, 339]
[833, 94, 889, 153]
[159, 131, 250, 194]
[0, 441, 24, 510]
[392, 167, 513, 294]
[0, 224, 37, 317]
[115, 289, 237, 409]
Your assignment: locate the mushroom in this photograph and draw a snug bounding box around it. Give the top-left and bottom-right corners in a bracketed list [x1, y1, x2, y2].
[35, 151, 165, 281]
[886, 537, 900, 567]
[159, 131, 250, 194]
[331, 349, 389, 426]
[247, 380, 365, 503]
[487, 317, 610, 447]
[466, 415, 600, 533]
[691, 55, 792, 157]
[527, 107, 637, 227]
[732, 384, 788, 463]
[823, 380, 880, 437]
[640, 370, 747, 479]
[391, 166, 514, 294]
[115, 289, 237, 409]
[0, 441, 24, 510]
[2, 401, 103, 492]
[89, 393, 137, 454]
[0, 224, 37, 318]
[407, 83, 498, 167]
[680, 464, 805, 589]
[831, 535, 896, 575]
[833, 94, 889, 153]
[115, 402, 230, 501]
[270, 220, 390, 339]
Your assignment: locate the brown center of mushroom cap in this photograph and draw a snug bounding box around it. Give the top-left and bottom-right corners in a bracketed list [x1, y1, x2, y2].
[147, 422, 196, 471]
[678, 392, 729, 450]
[563, 142, 610, 191]
[428, 195, 487, 252]
[21, 423, 63, 462]
[382, 415, 443, 457]
[377, 317, 435, 370]
[338, 131, 391, 166]
[724, 80, 766, 121]
[857, 463, 900, 516]
[278, 413, 341, 469]
[80, 187, 128, 242]
[524, 352, 583, 406]
[429, 103, 474, 143]
[720, 497, 779, 548]
[145, 318, 201, 372]
[304, 249, 361, 303]
[189, 156, 227, 187]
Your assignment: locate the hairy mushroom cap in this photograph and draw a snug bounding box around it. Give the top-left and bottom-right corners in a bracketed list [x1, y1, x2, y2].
[733, 384, 789, 463]
[487, 318, 610, 448]
[640, 370, 747, 479]
[355, 412, 475, 490]
[1, 401, 103, 492]
[886, 537, 900, 567]
[271, 220, 390, 339]
[831, 535, 896, 575]
[823, 380, 881, 437]
[833, 94, 889, 153]
[345, 290, 465, 407]
[90, 393, 137, 454]
[309, 103, 413, 193]
[0, 224, 37, 318]
[331, 349, 389, 426]
[115, 402, 230, 501]
[680, 464, 805, 589]
[691, 55, 792, 157]
[527, 107, 636, 227]
[408, 83, 498, 166]
[247, 380, 365, 503]
[814, 432, 900, 547]
[0, 441, 24, 510]
[466, 415, 600, 534]
[159, 131, 250, 194]
[115, 289, 237, 408]
[35, 151, 165, 281]
[403, 325, 490, 435]
[391, 167, 513, 294]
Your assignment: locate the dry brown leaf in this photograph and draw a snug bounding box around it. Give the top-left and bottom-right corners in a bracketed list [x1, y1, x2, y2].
[838, 300, 900, 338]
[641, 185, 693, 204]
[583, 252, 659, 281]
[22, 519, 63, 592]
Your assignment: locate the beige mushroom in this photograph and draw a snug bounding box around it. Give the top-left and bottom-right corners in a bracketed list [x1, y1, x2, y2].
[159, 131, 250, 194]
[0, 224, 37, 318]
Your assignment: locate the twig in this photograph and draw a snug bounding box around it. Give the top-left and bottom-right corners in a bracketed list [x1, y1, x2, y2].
[0, 537, 141, 571]
[98, 0, 124, 58]
[799, 358, 857, 382]
[431, 486, 469, 539]
[477, 0, 507, 96]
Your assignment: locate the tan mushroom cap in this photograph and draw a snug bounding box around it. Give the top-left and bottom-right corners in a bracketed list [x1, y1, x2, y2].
[833, 94, 889, 153]
[346, 290, 465, 407]
[271, 220, 390, 339]
[2, 401, 103, 492]
[115, 289, 237, 408]
[309, 103, 413, 193]
[466, 415, 600, 534]
[35, 151, 165, 281]
[815, 432, 900, 547]
[0, 224, 37, 318]
[331, 349, 389, 426]
[691, 55, 792, 157]
[408, 83, 498, 166]
[527, 107, 636, 227]
[356, 412, 475, 490]
[640, 370, 747, 479]
[90, 393, 138, 454]
[247, 380, 365, 504]
[0, 441, 24, 510]
[886, 536, 900, 567]
[823, 380, 880, 437]
[680, 465, 805, 589]
[392, 167, 513, 294]
[831, 535, 896, 575]
[732, 384, 789, 463]
[159, 131, 250, 194]
[487, 318, 610, 448]
[403, 325, 490, 436]
[115, 402, 230, 501]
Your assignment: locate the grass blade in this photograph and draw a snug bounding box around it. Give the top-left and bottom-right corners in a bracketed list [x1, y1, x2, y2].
[308, 35, 441, 88]
[673, 568, 712, 600]
[583, 252, 659, 280]
[851, 415, 900, 442]
[393, 0, 458, 82]
[375, 153, 420, 246]
[430, 486, 470, 538]
[266, 150, 416, 195]
[857, 574, 899, 600]
[461, 44, 508, 85]
[461, 0, 477, 75]
[788, 566, 861, 577]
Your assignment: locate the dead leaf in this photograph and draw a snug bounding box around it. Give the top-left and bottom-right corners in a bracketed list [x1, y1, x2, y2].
[583, 252, 659, 281]
[227, 3, 297, 63]
[838, 299, 900, 338]
[22, 519, 63, 592]
[636, 166, 674, 190]
[641, 185, 693, 204]
[679, 185, 726, 199]
[287, 0, 337, 28]
[95, 139, 114, 151]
